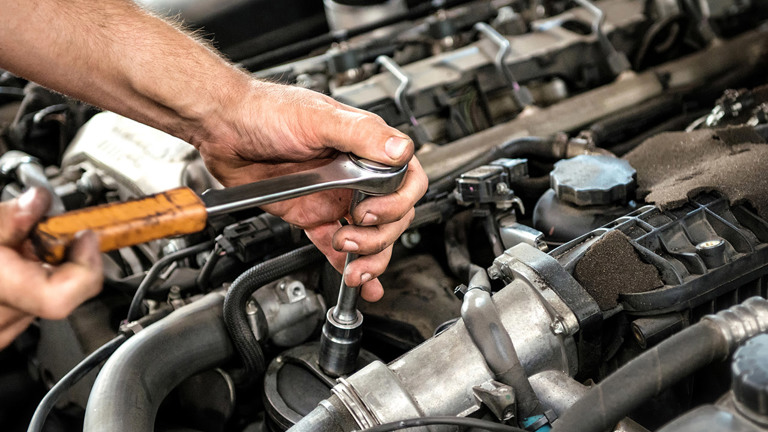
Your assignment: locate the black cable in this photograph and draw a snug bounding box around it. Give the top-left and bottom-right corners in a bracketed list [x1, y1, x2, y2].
[28, 307, 172, 432]
[126, 241, 214, 322]
[196, 243, 225, 291]
[223, 244, 323, 379]
[362, 416, 526, 432]
[27, 334, 129, 432]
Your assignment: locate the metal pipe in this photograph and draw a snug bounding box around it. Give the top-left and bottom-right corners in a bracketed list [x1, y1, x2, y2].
[474, 22, 533, 107]
[83, 292, 233, 432]
[376, 55, 430, 146]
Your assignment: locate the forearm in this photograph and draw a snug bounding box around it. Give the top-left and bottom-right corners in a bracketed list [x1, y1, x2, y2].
[0, 0, 249, 144]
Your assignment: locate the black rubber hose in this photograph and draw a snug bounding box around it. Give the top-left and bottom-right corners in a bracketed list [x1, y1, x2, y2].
[363, 416, 526, 432]
[126, 241, 214, 322]
[426, 136, 556, 199]
[588, 95, 681, 148]
[196, 243, 224, 290]
[83, 292, 233, 432]
[550, 322, 728, 432]
[223, 245, 324, 378]
[444, 211, 473, 281]
[27, 334, 128, 432]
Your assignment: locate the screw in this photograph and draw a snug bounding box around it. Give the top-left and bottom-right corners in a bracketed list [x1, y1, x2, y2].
[550, 318, 566, 335]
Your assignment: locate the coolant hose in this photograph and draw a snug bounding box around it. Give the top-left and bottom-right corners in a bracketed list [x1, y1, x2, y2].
[223, 245, 324, 378]
[427, 136, 557, 198]
[462, 285, 542, 421]
[550, 297, 768, 432]
[83, 292, 233, 432]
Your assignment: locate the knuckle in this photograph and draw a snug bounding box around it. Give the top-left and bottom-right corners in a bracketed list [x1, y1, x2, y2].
[36, 297, 74, 321]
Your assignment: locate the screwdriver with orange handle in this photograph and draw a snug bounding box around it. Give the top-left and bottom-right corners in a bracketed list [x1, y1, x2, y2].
[31, 153, 408, 264]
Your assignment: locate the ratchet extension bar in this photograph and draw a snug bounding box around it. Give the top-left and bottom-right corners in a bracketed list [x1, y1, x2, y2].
[31, 153, 407, 264]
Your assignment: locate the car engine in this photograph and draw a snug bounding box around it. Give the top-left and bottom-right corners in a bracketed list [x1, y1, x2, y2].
[4, 0, 768, 431]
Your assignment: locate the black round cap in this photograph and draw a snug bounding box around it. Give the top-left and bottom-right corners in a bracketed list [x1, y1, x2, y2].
[732, 333, 768, 416]
[550, 155, 636, 206]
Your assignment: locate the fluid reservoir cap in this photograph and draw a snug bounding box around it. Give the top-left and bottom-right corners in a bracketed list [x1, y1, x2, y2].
[551, 155, 636, 206]
[732, 333, 768, 417]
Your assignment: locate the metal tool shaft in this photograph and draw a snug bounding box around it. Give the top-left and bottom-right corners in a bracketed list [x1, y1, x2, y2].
[202, 153, 406, 217]
[319, 189, 370, 376]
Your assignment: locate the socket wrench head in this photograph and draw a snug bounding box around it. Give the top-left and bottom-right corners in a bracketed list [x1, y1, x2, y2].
[319, 308, 364, 377]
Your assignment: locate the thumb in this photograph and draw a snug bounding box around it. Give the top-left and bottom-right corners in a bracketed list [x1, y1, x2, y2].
[0, 187, 51, 248]
[316, 106, 414, 167]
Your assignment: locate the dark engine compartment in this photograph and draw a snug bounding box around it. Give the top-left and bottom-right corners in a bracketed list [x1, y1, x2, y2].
[4, 0, 768, 431]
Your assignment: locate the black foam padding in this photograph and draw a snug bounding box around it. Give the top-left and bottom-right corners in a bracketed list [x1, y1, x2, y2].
[625, 126, 768, 218]
[574, 231, 664, 310]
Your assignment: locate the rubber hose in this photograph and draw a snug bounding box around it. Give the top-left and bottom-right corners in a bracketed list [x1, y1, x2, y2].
[83, 292, 233, 432]
[223, 245, 324, 378]
[427, 136, 556, 198]
[588, 95, 681, 148]
[550, 322, 728, 432]
[444, 211, 473, 281]
[462, 287, 542, 420]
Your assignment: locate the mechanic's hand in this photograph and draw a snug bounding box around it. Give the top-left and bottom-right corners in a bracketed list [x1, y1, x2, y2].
[194, 81, 428, 302]
[0, 188, 102, 349]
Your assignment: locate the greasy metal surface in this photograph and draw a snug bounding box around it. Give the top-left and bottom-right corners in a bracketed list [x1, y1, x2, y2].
[418, 27, 768, 183]
[32, 187, 207, 264]
[329, 275, 575, 429]
[202, 153, 407, 216]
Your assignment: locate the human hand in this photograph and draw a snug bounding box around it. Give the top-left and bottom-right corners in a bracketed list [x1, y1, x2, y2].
[0, 188, 102, 349]
[193, 81, 428, 301]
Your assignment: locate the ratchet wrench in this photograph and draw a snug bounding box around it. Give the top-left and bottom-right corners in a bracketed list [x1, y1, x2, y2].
[31, 153, 407, 264]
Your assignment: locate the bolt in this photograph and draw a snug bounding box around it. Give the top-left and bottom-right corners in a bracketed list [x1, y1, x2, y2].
[550, 318, 566, 335]
[502, 408, 515, 421]
[697, 239, 724, 250]
[401, 230, 422, 248]
[279, 281, 286, 291]
[488, 266, 502, 280]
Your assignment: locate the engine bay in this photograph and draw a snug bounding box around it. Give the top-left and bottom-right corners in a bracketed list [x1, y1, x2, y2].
[4, 0, 768, 431]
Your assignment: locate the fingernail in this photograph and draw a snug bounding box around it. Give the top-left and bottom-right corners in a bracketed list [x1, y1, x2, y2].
[385, 136, 409, 160]
[361, 273, 372, 284]
[361, 212, 378, 225]
[342, 239, 359, 252]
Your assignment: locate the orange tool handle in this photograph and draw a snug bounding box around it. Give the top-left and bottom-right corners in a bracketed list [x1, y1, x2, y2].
[31, 187, 208, 264]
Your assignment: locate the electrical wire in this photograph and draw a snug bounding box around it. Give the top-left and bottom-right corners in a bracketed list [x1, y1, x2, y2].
[27, 334, 129, 432]
[126, 240, 214, 321]
[361, 416, 527, 432]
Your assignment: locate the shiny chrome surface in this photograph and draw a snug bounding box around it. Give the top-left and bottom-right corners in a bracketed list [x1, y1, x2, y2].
[202, 153, 407, 217]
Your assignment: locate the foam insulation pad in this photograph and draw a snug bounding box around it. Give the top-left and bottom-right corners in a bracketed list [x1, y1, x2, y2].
[574, 230, 664, 310]
[624, 126, 768, 218]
